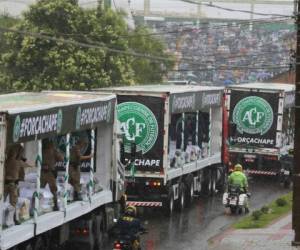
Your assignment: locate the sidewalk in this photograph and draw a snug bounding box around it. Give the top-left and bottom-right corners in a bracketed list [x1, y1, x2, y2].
[208, 212, 300, 250]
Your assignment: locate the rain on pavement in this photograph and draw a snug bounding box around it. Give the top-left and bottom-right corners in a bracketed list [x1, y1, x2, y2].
[104, 178, 291, 250]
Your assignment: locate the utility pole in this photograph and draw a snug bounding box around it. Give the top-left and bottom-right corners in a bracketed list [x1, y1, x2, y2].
[293, 0, 300, 246]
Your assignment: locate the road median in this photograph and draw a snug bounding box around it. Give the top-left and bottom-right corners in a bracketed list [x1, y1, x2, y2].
[234, 192, 292, 229]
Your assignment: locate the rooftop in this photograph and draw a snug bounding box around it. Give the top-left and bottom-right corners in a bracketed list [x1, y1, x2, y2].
[229, 82, 295, 92]
[0, 91, 115, 114]
[101, 84, 224, 94]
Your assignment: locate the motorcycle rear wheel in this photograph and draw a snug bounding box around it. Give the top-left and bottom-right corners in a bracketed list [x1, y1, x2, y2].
[230, 206, 237, 214]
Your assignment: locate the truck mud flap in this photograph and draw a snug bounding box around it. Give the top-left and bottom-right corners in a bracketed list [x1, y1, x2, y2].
[126, 201, 162, 207]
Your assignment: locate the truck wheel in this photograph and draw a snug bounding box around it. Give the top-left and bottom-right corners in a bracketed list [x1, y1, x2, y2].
[186, 182, 194, 206]
[284, 179, 291, 189]
[211, 170, 217, 195]
[185, 176, 194, 206]
[94, 214, 105, 250]
[33, 237, 44, 250]
[163, 190, 174, 217]
[216, 166, 227, 192]
[202, 170, 212, 196]
[177, 184, 186, 212]
[42, 232, 51, 250]
[20, 242, 33, 250]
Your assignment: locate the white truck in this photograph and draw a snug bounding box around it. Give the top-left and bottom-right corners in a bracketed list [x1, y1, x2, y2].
[225, 83, 295, 186]
[0, 91, 125, 250]
[101, 84, 225, 215]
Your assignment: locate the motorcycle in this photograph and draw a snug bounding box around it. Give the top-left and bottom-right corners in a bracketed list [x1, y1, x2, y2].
[280, 153, 293, 188]
[113, 231, 147, 250]
[222, 185, 249, 214]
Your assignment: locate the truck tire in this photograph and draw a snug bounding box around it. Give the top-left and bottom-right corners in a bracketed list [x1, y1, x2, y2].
[216, 165, 227, 192]
[284, 179, 291, 189]
[185, 175, 194, 206]
[186, 182, 194, 206]
[42, 232, 51, 250]
[163, 189, 174, 217]
[202, 169, 212, 196]
[195, 171, 202, 195]
[20, 242, 33, 250]
[33, 237, 44, 250]
[94, 213, 105, 250]
[177, 184, 186, 212]
[211, 170, 217, 195]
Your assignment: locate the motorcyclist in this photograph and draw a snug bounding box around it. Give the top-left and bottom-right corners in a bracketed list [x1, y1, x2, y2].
[228, 164, 249, 212]
[115, 205, 145, 250]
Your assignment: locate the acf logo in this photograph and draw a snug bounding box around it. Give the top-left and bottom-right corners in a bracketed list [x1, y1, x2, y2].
[233, 96, 273, 135]
[117, 102, 158, 154]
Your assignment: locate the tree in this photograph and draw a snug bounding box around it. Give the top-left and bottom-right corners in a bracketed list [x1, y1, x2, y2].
[1, 0, 134, 91]
[0, 0, 174, 91]
[128, 26, 174, 84]
[0, 14, 19, 91]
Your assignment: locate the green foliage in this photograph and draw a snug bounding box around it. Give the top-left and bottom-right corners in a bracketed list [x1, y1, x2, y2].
[128, 25, 174, 84]
[0, 1, 174, 91]
[0, 14, 19, 91]
[252, 210, 263, 220]
[260, 206, 269, 214]
[276, 198, 287, 207]
[234, 192, 292, 229]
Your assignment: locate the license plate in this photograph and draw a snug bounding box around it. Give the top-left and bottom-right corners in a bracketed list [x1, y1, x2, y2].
[229, 197, 237, 205]
[284, 170, 290, 175]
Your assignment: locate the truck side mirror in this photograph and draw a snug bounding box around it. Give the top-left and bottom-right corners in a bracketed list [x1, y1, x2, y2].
[130, 142, 136, 161]
[229, 122, 237, 136]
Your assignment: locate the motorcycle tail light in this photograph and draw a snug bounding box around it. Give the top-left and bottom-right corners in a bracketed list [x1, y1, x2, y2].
[82, 228, 89, 236]
[114, 242, 122, 249]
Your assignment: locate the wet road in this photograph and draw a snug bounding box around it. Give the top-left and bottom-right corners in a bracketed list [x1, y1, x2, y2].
[105, 178, 290, 250]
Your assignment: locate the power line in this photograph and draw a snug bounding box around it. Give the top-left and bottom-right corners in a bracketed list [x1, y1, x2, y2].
[126, 18, 293, 39]
[0, 26, 177, 63]
[168, 65, 292, 72]
[0, 25, 294, 71]
[54, 20, 294, 62]
[181, 0, 294, 18]
[152, 17, 292, 30]
[53, 16, 293, 40]
[86, 35, 293, 66]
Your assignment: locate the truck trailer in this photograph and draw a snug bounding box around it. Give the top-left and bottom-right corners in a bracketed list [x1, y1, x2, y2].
[101, 84, 225, 215]
[225, 83, 295, 186]
[0, 91, 124, 250]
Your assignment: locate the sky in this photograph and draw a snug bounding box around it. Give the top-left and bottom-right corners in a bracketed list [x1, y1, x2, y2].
[0, 0, 295, 20]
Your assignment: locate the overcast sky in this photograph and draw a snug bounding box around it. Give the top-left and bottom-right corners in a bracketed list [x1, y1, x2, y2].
[0, 0, 294, 20]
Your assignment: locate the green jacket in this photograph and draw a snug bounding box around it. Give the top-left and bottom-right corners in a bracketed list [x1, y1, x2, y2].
[228, 171, 248, 191]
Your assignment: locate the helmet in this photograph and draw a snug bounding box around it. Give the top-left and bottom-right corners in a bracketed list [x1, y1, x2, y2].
[234, 164, 243, 172]
[125, 206, 137, 217]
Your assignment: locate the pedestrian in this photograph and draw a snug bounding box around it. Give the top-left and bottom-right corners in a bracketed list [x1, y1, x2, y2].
[4, 144, 33, 224]
[69, 137, 93, 201]
[41, 139, 64, 210]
